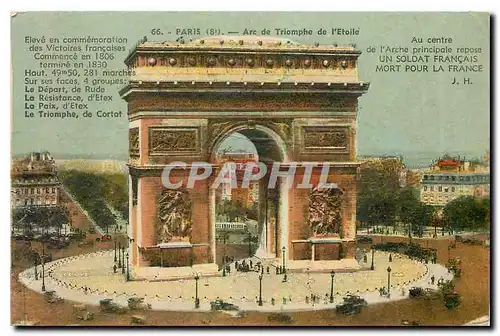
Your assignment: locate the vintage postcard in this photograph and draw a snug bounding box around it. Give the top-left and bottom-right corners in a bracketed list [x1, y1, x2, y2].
[10, 12, 490, 327]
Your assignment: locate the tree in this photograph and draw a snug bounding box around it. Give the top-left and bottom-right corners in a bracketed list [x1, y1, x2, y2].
[409, 203, 434, 237]
[357, 158, 406, 230]
[443, 196, 489, 233]
[396, 188, 433, 238]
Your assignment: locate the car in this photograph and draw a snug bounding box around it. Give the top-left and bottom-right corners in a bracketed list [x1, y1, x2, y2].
[356, 236, 373, 244]
[444, 291, 461, 309]
[210, 299, 239, 311]
[409, 287, 440, 300]
[96, 234, 112, 243]
[46, 237, 70, 249]
[43, 290, 63, 304]
[99, 299, 127, 314]
[335, 295, 367, 316]
[78, 239, 94, 248]
[69, 230, 86, 241]
[409, 287, 423, 298]
[127, 297, 152, 311]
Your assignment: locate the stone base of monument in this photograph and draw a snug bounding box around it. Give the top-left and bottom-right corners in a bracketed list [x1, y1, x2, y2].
[285, 258, 362, 274]
[131, 263, 220, 282]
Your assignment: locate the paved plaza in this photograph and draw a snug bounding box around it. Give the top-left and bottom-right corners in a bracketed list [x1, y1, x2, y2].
[19, 250, 452, 312]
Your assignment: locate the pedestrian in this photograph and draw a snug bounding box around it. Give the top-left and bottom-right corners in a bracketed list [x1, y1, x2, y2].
[401, 287, 405, 296]
[235, 261, 239, 270]
[276, 267, 279, 275]
[431, 275, 435, 285]
[271, 298, 275, 306]
[267, 266, 270, 274]
[305, 296, 309, 304]
[363, 254, 367, 263]
[250, 260, 253, 268]
[282, 297, 286, 305]
[113, 264, 117, 273]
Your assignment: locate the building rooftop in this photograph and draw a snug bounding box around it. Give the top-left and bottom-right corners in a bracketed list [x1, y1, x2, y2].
[11, 152, 58, 177]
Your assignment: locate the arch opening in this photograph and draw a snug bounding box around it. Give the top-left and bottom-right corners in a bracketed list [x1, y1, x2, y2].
[210, 125, 288, 270]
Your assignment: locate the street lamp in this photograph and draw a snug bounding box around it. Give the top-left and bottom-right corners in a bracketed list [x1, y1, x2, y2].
[371, 249, 375, 270]
[329, 271, 335, 303]
[258, 273, 263, 306]
[247, 230, 252, 257]
[41, 240, 46, 292]
[282, 246, 286, 272]
[114, 240, 117, 263]
[121, 247, 125, 274]
[126, 253, 130, 281]
[387, 266, 392, 298]
[194, 275, 200, 308]
[221, 231, 229, 277]
[34, 260, 38, 280]
[118, 242, 122, 268]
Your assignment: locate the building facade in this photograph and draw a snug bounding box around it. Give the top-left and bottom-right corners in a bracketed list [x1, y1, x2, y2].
[420, 157, 490, 207]
[11, 152, 60, 208]
[420, 172, 490, 206]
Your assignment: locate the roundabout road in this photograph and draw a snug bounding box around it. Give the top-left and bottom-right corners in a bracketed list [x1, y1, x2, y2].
[19, 250, 453, 312]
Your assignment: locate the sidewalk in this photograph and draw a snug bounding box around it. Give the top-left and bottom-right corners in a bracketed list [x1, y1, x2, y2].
[18, 250, 453, 313]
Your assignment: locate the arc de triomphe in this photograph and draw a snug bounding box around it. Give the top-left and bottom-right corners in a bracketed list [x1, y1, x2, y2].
[120, 36, 369, 279]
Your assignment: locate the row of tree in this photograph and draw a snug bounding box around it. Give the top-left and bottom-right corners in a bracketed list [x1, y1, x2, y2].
[442, 196, 490, 234]
[12, 205, 69, 235]
[59, 170, 119, 233]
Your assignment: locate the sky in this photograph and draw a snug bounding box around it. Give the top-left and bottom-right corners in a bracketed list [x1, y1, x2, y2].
[11, 12, 490, 166]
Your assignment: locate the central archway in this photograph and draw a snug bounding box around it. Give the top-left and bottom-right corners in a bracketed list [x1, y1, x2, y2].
[208, 123, 290, 266]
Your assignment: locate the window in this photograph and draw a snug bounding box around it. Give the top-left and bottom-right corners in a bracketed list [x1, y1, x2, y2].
[52, 187, 56, 193]
[444, 187, 449, 192]
[430, 176, 435, 181]
[430, 186, 434, 191]
[466, 176, 471, 181]
[438, 186, 443, 192]
[438, 176, 443, 181]
[423, 175, 428, 180]
[423, 186, 428, 191]
[452, 176, 456, 181]
[451, 187, 455, 192]
[445, 176, 450, 181]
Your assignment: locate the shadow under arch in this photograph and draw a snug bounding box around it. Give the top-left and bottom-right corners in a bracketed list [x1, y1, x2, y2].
[209, 123, 290, 164]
